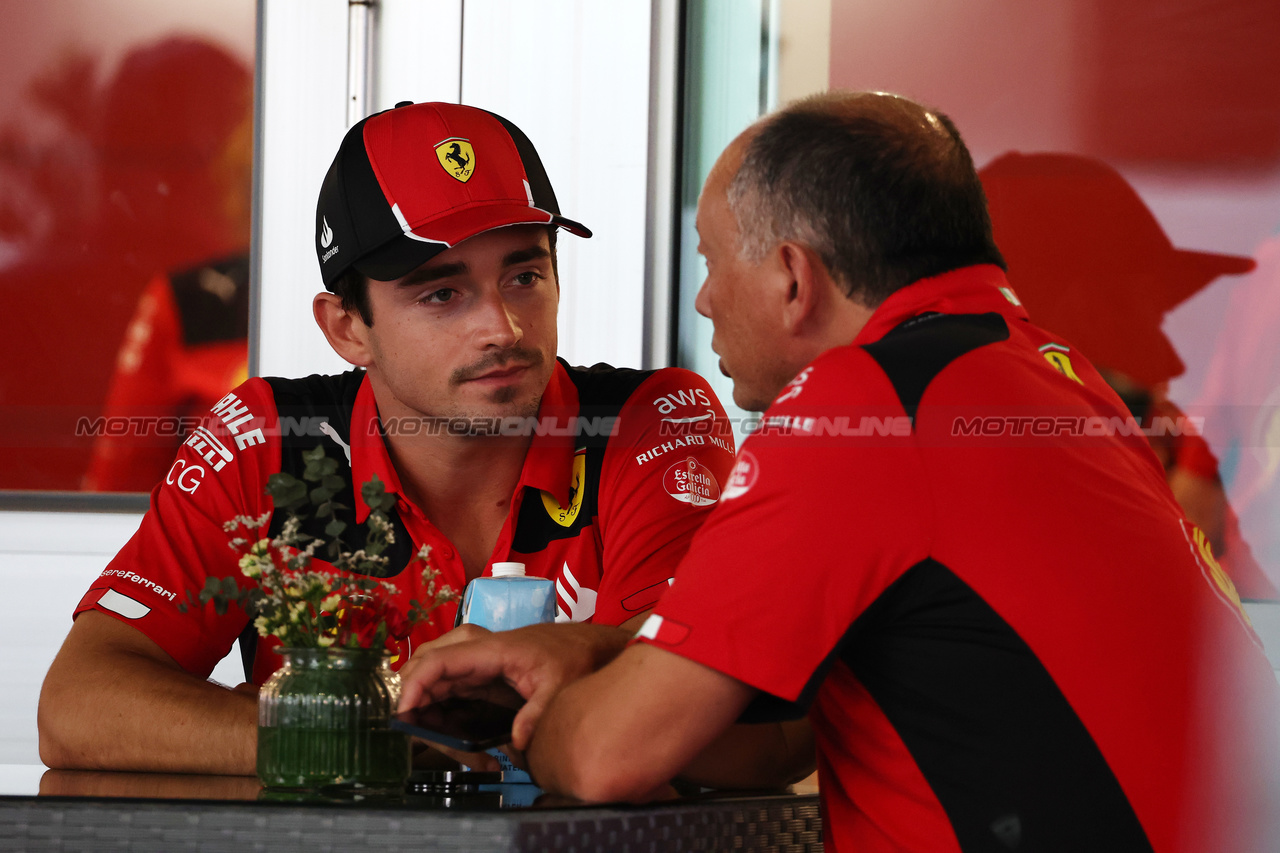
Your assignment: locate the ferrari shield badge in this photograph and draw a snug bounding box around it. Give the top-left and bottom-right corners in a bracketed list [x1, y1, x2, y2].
[435, 138, 475, 183]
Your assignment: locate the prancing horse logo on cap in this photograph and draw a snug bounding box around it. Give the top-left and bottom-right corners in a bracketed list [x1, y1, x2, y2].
[435, 138, 475, 183]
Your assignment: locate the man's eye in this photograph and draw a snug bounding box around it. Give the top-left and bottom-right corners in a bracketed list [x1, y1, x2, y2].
[513, 271, 542, 286]
[420, 288, 455, 304]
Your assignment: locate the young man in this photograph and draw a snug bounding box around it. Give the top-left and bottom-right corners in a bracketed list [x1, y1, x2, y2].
[38, 102, 737, 775]
[398, 92, 1279, 852]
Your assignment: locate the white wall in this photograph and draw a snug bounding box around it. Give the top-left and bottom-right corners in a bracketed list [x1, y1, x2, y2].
[459, 0, 653, 370]
[255, 0, 655, 378]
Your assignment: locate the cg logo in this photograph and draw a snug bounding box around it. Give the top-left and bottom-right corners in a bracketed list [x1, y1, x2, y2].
[166, 459, 206, 494]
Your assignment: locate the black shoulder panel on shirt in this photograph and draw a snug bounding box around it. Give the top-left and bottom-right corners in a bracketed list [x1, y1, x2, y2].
[262, 370, 415, 580]
[510, 360, 658, 554]
[169, 253, 251, 346]
[834, 559, 1151, 851]
[242, 371, 414, 681]
[861, 311, 1009, 423]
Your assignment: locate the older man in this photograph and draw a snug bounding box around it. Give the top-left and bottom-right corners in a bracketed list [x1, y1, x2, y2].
[400, 91, 1278, 852]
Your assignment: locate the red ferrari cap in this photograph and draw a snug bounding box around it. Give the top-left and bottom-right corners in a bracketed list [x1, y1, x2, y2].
[315, 101, 591, 288]
[980, 151, 1255, 385]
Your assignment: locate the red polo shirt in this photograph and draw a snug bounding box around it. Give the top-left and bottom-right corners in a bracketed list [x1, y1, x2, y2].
[78, 360, 735, 682]
[641, 266, 1277, 853]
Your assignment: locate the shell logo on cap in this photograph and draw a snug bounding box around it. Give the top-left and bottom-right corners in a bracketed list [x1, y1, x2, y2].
[435, 138, 475, 183]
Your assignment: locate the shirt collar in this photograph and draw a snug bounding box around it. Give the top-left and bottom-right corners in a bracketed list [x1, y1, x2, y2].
[350, 361, 580, 523]
[516, 359, 578, 506]
[351, 374, 402, 525]
[853, 264, 1029, 346]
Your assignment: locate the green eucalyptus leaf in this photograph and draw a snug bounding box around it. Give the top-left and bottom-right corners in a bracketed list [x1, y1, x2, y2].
[266, 472, 307, 508]
[361, 476, 395, 512]
[321, 474, 345, 492]
[325, 519, 347, 537]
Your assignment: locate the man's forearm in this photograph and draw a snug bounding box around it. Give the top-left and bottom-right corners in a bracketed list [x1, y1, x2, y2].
[38, 611, 258, 775]
[676, 719, 816, 790]
[524, 645, 757, 803]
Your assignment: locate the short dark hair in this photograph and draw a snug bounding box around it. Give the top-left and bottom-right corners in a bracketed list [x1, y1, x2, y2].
[332, 267, 373, 325]
[727, 91, 1005, 306]
[330, 227, 559, 327]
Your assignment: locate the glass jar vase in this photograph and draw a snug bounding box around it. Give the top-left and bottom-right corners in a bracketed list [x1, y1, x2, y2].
[257, 647, 410, 793]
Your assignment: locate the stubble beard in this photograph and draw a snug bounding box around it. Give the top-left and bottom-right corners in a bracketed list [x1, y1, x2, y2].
[444, 346, 550, 437]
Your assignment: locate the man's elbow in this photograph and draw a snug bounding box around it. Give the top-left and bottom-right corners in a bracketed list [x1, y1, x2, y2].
[562, 760, 671, 804]
[534, 732, 670, 803]
[37, 675, 86, 770]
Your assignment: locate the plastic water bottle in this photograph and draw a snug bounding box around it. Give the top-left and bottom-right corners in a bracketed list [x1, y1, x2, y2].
[456, 562, 556, 631]
[456, 561, 554, 791]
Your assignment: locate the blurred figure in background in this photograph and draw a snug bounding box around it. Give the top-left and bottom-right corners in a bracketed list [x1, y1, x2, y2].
[1185, 234, 1280, 596]
[0, 36, 252, 492]
[980, 152, 1275, 597]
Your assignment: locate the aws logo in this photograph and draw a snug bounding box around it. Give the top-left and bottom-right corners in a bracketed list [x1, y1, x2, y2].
[435, 138, 475, 182]
[653, 387, 711, 416]
[1039, 343, 1082, 385]
[542, 450, 586, 528]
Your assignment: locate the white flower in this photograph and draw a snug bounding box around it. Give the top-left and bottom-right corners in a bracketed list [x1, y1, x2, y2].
[317, 634, 335, 648]
[239, 554, 265, 579]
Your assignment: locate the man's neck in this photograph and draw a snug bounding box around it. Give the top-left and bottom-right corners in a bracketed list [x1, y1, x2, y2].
[366, 380, 538, 579]
[383, 427, 533, 519]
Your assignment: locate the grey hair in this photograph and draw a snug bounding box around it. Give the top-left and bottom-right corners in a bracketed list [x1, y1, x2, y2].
[722, 91, 1004, 307]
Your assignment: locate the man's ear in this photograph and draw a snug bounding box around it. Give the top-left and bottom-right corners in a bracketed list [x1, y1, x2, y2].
[776, 242, 829, 334]
[313, 292, 373, 367]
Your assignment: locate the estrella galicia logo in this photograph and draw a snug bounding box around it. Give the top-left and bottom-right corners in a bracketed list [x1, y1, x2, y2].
[435, 138, 475, 182]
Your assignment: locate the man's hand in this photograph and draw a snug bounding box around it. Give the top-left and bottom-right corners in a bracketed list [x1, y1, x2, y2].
[397, 622, 632, 750]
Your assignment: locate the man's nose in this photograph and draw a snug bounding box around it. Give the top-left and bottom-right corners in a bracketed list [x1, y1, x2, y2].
[476, 290, 522, 348]
[694, 277, 712, 319]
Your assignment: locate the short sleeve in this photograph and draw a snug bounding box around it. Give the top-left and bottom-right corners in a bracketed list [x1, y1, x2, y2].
[592, 368, 737, 625]
[74, 377, 279, 677]
[637, 351, 932, 705]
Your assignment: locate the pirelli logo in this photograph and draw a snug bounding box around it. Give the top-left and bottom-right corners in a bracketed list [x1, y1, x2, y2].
[184, 427, 233, 472]
[175, 392, 266, 482]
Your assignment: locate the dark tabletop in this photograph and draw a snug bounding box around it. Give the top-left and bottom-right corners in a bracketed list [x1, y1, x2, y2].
[0, 766, 824, 852]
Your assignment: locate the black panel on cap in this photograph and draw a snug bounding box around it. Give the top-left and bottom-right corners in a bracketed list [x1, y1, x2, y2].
[354, 233, 449, 283]
[483, 110, 591, 238]
[484, 110, 561, 215]
[315, 111, 406, 289]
